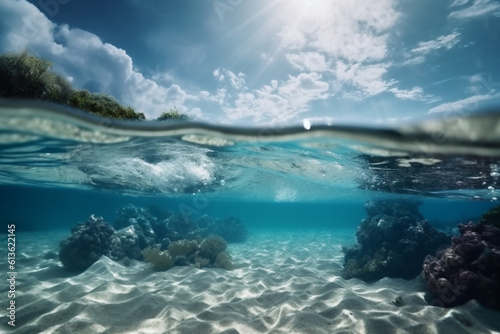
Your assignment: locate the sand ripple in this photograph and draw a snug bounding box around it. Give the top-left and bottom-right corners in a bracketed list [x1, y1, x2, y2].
[1, 230, 499, 333]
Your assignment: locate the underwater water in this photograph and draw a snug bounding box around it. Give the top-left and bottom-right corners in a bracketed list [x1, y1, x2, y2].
[1, 100, 500, 334]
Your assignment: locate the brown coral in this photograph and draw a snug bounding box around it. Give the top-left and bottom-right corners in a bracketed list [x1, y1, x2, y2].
[215, 251, 233, 270]
[142, 247, 173, 271]
[168, 239, 199, 259]
[199, 235, 227, 263]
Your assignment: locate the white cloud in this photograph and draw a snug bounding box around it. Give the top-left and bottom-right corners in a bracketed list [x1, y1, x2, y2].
[0, 0, 60, 54]
[208, 88, 227, 105]
[150, 71, 176, 85]
[428, 93, 500, 113]
[278, 0, 399, 63]
[286, 52, 330, 72]
[0, 0, 187, 119]
[207, 64, 332, 124]
[216, 73, 330, 124]
[450, 0, 471, 6]
[334, 61, 396, 98]
[187, 107, 203, 120]
[400, 56, 426, 66]
[278, 73, 330, 107]
[389, 86, 434, 101]
[213, 68, 246, 89]
[277, 0, 433, 103]
[226, 71, 246, 90]
[411, 32, 461, 54]
[449, 0, 500, 19]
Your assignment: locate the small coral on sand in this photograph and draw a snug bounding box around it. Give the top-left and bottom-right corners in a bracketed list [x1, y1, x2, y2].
[167, 239, 199, 259]
[142, 236, 232, 271]
[215, 252, 233, 270]
[142, 247, 173, 271]
[198, 236, 227, 263]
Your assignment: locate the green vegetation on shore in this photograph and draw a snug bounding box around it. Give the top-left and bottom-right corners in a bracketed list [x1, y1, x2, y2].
[157, 107, 189, 122]
[0, 51, 188, 121]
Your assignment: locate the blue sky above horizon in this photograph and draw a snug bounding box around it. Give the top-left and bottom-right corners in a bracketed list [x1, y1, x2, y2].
[0, 0, 499, 125]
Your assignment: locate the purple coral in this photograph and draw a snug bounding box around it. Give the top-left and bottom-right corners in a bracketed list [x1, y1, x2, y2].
[423, 222, 500, 310]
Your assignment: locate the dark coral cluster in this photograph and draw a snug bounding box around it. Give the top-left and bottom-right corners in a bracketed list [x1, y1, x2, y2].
[59, 215, 115, 270]
[422, 220, 500, 310]
[115, 204, 248, 248]
[342, 199, 449, 282]
[59, 214, 143, 270]
[59, 204, 247, 271]
[114, 205, 160, 249]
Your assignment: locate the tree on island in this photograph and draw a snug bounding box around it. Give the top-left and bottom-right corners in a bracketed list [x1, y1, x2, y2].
[68, 90, 144, 120]
[156, 107, 189, 122]
[0, 50, 72, 103]
[0, 51, 145, 120]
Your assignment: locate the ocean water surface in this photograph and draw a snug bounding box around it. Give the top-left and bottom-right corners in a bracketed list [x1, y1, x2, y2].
[1, 101, 500, 333]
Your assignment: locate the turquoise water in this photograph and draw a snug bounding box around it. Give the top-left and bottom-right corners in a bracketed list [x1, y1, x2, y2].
[0, 100, 498, 229]
[1, 100, 500, 333]
[0, 185, 496, 232]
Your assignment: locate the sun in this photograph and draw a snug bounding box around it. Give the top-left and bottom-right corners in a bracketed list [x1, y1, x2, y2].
[283, 0, 333, 18]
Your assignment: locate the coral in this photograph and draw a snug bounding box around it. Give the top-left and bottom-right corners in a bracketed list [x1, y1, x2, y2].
[114, 204, 248, 245]
[479, 204, 500, 229]
[173, 256, 191, 266]
[59, 207, 237, 272]
[215, 251, 233, 270]
[162, 213, 200, 241]
[165, 236, 232, 270]
[115, 204, 158, 248]
[199, 235, 227, 263]
[364, 199, 423, 222]
[58, 204, 243, 272]
[168, 239, 199, 259]
[422, 222, 500, 310]
[146, 204, 172, 221]
[108, 225, 142, 261]
[192, 252, 211, 269]
[342, 199, 449, 281]
[59, 215, 144, 270]
[342, 249, 387, 282]
[142, 247, 173, 271]
[59, 215, 115, 270]
[140, 235, 232, 271]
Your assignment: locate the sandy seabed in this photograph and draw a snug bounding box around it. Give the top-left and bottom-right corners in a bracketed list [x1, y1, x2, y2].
[1, 229, 500, 334]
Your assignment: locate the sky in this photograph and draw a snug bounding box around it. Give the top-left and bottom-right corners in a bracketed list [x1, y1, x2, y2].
[0, 0, 499, 125]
